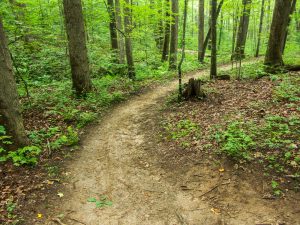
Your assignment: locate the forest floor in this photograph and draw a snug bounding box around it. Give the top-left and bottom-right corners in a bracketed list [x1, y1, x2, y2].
[2, 60, 300, 225]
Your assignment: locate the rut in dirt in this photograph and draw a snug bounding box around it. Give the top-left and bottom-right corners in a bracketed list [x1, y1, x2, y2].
[37, 60, 300, 225]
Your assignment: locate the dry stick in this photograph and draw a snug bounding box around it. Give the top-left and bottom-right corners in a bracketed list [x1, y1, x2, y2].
[52, 218, 67, 225]
[198, 184, 220, 198]
[67, 217, 87, 225]
[199, 179, 231, 198]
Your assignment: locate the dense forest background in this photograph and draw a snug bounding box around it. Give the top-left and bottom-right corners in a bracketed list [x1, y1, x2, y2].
[1, 0, 300, 223]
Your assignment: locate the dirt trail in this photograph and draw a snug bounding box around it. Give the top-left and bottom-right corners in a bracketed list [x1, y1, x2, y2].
[39, 61, 300, 225]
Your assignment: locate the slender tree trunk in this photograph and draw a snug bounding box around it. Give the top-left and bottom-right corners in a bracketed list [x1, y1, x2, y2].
[162, 0, 171, 62]
[107, 0, 119, 62]
[178, 0, 188, 99]
[0, 18, 28, 147]
[218, 11, 223, 50]
[232, 7, 239, 56]
[151, 0, 164, 49]
[198, 0, 205, 62]
[124, 0, 136, 79]
[210, 0, 217, 79]
[233, 0, 252, 60]
[281, 0, 297, 54]
[63, 0, 92, 96]
[115, 0, 126, 64]
[297, 9, 300, 31]
[255, 0, 265, 57]
[199, 0, 224, 62]
[265, 0, 292, 67]
[169, 0, 179, 70]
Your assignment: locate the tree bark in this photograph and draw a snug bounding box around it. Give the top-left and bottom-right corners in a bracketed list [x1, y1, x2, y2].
[162, 0, 171, 62]
[281, 0, 297, 54]
[265, 0, 292, 67]
[218, 11, 223, 49]
[210, 0, 217, 79]
[198, 0, 205, 62]
[124, 0, 136, 79]
[63, 0, 92, 96]
[255, 0, 265, 57]
[0, 18, 28, 147]
[107, 0, 119, 62]
[199, 0, 224, 63]
[178, 0, 188, 99]
[233, 0, 252, 60]
[115, 0, 126, 64]
[169, 0, 179, 70]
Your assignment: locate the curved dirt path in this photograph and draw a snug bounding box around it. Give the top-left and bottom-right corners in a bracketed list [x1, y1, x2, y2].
[39, 61, 300, 225]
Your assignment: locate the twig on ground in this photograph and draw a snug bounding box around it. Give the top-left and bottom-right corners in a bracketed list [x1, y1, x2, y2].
[67, 217, 87, 225]
[52, 218, 67, 225]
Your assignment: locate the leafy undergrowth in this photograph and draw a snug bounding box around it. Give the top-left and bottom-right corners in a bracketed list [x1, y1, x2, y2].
[0, 51, 209, 224]
[161, 70, 300, 198]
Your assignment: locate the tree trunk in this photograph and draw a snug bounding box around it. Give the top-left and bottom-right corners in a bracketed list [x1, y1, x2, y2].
[255, 0, 265, 57]
[63, 0, 92, 96]
[233, 0, 252, 60]
[0, 18, 28, 147]
[169, 0, 179, 70]
[199, 0, 224, 63]
[162, 0, 171, 62]
[218, 11, 223, 50]
[281, 0, 297, 54]
[198, 0, 205, 62]
[297, 9, 300, 31]
[232, 7, 239, 56]
[151, 0, 164, 50]
[124, 0, 136, 79]
[210, 0, 217, 79]
[265, 0, 292, 67]
[178, 0, 188, 99]
[115, 0, 126, 64]
[107, 0, 119, 62]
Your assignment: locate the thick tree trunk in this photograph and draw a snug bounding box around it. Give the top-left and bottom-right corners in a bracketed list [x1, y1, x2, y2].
[210, 0, 217, 79]
[169, 0, 179, 70]
[199, 0, 224, 63]
[115, 0, 126, 64]
[63, 0, 92, 96]
[255, 0, 265, 57]
[0, 18, 28, 147]
[124, 0, 136, 79]
[233, 0, 252, 60]
[198, 0, 205, 62]
[281, 0, 297, 54]
[162, 0, 171, 62]
[265, 0, 292, 67]
[107, 0, 119, 62]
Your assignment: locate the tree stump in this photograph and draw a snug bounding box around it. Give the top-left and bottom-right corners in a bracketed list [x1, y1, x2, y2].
[182, 78, 206, 100]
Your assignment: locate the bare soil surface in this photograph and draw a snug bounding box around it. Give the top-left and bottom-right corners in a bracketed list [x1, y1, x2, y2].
[33, 61, 300, 225]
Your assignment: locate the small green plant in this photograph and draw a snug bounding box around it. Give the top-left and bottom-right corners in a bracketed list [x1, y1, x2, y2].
[271, 180, 282, 196]
[50, 126, 79, 150]
[215, 121, 256, 160]
[273, 75, 300, 102]
[87, 196, 113, 208]
[8, 146, 42, 166]
[165, 119, 200, 140]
